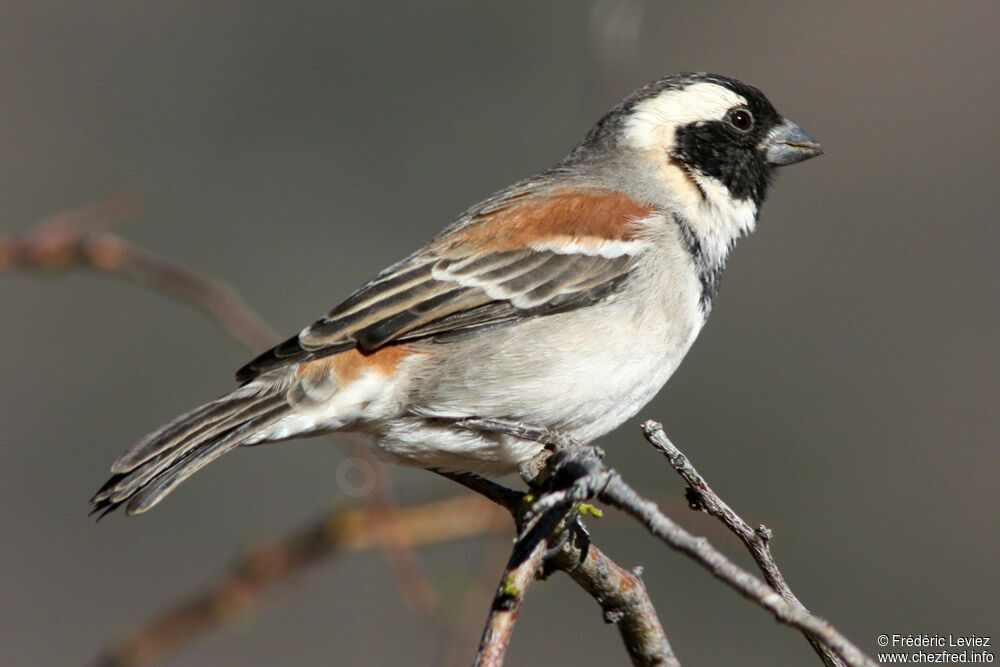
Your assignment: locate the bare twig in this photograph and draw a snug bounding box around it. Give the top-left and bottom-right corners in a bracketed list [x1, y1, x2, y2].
[96, 495, 510, 666]
[473, 530, 549, 667]
[642, 420, 844, 666]
[436, 470, 524, 514]
[1, 194, 280, 351]
[595, 463, 878, 667]
[551, 539, 679, 666]
[450, 464, 570, 667]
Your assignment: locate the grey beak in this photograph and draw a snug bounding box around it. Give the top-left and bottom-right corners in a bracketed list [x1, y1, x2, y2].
[762, 119, 823, 166]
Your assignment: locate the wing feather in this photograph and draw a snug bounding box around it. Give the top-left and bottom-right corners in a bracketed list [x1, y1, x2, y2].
[236, 188, 653, 382]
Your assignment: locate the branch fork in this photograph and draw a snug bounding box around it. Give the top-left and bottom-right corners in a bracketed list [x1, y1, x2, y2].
[453, 417, 875, 667]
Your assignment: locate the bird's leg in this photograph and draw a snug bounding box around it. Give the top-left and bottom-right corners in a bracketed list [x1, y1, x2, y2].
[449, 416, 588, 483]
[450, 417, 605, 570]
[539, 511, 592, 577]
[451, 417, 582, 450]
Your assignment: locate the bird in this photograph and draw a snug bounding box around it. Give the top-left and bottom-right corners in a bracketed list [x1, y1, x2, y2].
[92, 72, 822, 517]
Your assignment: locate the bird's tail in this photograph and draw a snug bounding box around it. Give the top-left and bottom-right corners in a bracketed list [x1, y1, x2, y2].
[91, 385, 290, 517]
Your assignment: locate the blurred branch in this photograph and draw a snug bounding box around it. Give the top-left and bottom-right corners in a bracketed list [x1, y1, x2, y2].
[589, 0, 643, 75]
[2, 197, 453, 662]
[0, 193, 280, 351]
[642, 421, 845, 667]
[583, 0, 643, 116]
[95, 495, 511, 667]
[347, 441, 440, 615]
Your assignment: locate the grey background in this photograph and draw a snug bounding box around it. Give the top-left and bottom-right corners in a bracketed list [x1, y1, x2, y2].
[1, 2, 997, 665]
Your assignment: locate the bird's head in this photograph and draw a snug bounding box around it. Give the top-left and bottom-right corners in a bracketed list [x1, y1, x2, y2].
[574, 72, 822, 260]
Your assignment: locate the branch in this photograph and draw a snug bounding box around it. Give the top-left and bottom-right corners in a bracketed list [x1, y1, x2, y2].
[456, 420, 875, 667]
[96, 495, 510, 666]
[592, 458, 877, 667]
[473, 527, 550, 667]
[437, 470, 559, 667]
[440, 463, 678, 667]
[642, 421, 844, 666]
[550, 534, 679, 666]
[1, 194, 280, 351]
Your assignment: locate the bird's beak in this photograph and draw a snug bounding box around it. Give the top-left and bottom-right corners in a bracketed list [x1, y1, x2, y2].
[762, 119, 823, 166]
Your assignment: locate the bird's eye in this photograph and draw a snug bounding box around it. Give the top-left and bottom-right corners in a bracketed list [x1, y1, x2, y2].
[728, 108, 754, 132]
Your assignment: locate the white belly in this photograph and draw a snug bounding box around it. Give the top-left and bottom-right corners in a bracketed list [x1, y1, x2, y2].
[368, 251, 706, 472]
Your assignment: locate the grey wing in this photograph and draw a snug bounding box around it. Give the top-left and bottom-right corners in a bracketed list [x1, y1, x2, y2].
[235, 248, 636, 382]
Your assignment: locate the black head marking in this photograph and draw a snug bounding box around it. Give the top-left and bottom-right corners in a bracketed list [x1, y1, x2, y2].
[577, 73, 785, 206]
[669, 76, 783, 206]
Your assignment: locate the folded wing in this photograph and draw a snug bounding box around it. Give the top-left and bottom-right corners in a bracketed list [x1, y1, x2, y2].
[237, 187, 654, 382]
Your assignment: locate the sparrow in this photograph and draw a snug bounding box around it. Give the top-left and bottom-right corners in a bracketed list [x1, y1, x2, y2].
[92, 72, 822, 517]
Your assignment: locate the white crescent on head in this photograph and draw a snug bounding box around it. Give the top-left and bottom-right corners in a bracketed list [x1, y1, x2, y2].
[622, 81, 748, 153]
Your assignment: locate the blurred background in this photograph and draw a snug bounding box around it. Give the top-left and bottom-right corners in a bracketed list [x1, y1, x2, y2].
[1, 1, 997, 665]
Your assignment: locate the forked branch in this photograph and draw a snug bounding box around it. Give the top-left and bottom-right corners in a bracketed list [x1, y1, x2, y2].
[452, 418, 875, 667]
[642, 421, 844, 666]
